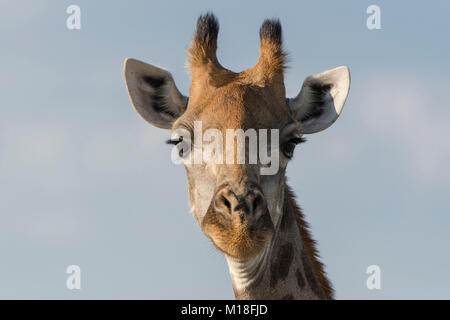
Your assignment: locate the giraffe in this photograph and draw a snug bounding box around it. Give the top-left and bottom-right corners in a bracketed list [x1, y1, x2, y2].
[123, 13, 350, 300]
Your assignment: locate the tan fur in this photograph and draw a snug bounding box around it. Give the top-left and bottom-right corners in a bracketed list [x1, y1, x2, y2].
[240, 39, 287, 87]
[187, 25, 286, 104]
[126, 14, 340, 300]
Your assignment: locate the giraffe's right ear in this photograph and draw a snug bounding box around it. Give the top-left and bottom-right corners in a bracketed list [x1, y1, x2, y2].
[124, 58, 188, 129]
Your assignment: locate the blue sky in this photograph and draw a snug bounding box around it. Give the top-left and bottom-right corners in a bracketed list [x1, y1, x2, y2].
[0, 0, 449, 299]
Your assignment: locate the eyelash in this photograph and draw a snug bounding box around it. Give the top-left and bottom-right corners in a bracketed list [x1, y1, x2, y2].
[166, 137, 183, 145]
[290, 137, 307, 145]
[166, 137, 306, 144]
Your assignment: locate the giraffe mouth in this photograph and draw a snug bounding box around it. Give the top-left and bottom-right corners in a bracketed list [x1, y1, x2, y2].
[201, 188, 275, 259]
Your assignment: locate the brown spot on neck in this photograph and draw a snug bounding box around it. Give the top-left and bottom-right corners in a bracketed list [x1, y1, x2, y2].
[270, 242, 294, 288]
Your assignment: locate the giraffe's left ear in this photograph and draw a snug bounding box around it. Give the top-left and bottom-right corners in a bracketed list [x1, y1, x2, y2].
[287, 66, 350, 134]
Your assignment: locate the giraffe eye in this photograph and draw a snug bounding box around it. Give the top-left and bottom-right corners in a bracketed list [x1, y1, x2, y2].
[282, 137, 306, 159]
[282, 142, 296, 158]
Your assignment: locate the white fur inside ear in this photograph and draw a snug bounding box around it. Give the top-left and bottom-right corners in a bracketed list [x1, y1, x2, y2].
[314, 66, 350, 116]
[288, 66, 351, 134]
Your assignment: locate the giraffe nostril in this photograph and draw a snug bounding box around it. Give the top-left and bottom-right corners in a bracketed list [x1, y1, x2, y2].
[215, 191, 235, 216]
[222, 196, 232, 214]
[252, 193, 264, 215]
[252, 197, 259, 213]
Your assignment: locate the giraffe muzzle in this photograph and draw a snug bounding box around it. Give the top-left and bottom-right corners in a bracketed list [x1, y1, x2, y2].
[201, 183, 275, 258]
[214, 185, 267, 223]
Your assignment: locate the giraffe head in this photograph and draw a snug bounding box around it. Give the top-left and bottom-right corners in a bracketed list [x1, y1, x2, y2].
[124, 14, 350, 259]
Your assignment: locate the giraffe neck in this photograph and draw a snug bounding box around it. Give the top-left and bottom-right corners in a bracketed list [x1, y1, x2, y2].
[225, 184, 328, 300]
